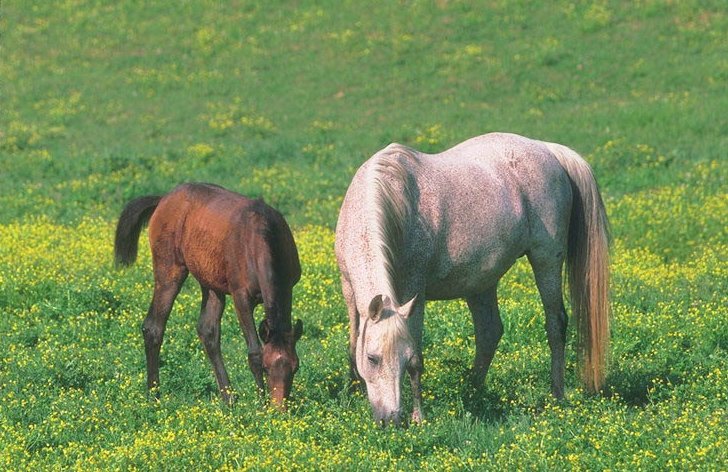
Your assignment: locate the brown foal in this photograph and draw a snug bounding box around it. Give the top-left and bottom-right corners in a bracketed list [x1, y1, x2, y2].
[114, 183, 303, 407]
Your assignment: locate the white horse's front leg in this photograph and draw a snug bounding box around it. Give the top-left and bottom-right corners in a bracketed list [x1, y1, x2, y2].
[341, 274, 364, 392]
[408, 355, 424, 424]
[407, 294, 426, 425]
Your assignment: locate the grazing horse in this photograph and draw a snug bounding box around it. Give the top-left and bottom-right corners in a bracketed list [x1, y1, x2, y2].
[114, 183, 303, 408]
[335, 132, 610, 425]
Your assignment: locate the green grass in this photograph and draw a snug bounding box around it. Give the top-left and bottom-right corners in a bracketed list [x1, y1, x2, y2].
[1, 0, 726, 470]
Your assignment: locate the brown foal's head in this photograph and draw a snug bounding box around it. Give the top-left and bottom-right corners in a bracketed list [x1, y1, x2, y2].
[259, 318, 303, 408]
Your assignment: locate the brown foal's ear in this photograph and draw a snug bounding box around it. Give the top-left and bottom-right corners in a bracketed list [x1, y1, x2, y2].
[293, 319, 303, 342]
[259, 319, 271, 343]
[368, 294, 385, 322]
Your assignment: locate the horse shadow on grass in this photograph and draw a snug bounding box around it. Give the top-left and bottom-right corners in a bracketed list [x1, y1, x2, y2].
[604, 365, 687, 407]
[449, 361, 678, 421]
[461, 383, 510, 422]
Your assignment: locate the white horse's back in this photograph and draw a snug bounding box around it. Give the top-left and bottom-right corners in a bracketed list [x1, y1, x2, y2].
[337, 133, 574, 300]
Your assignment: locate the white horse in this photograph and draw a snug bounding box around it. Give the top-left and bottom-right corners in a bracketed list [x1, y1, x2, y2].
[335, 132, 610, 425]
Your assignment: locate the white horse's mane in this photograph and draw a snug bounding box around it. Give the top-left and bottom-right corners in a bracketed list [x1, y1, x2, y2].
[366, 143, 418, 304]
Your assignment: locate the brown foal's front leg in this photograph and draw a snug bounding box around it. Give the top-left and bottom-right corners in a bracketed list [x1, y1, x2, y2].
[232, 291, 265, 393]
[197, 288, 235, 405]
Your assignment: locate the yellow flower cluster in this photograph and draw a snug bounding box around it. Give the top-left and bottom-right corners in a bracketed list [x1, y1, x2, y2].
[203, 101, 277, 137]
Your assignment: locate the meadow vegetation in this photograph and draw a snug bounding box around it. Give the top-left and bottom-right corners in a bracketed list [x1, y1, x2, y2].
[1, 0, 726, 469]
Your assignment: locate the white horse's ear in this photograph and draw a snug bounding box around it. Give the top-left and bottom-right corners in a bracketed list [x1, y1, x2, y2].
[399, 294, 418, 319]
[368, 294, 385, 321]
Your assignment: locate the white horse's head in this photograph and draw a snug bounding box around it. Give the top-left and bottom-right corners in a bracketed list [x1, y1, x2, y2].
[356, 293, 418, 426]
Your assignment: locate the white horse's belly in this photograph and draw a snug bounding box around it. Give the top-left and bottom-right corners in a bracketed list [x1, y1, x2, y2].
[423, 198, 529, 300]
[425, 239, 525, 300]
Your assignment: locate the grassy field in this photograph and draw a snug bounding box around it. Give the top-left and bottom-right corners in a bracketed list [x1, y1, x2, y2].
[1, 0, 726, 469]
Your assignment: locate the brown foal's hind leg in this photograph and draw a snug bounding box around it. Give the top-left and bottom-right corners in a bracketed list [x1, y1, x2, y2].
[142, 264, 188, 398]
[197, 287, 234, 405]
[231, 291, 265, 393]
[466, 285, 503, 388]
[528, 254, 567, 399]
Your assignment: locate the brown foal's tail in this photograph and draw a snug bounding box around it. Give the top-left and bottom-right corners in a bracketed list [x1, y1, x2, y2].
[546, 142, 611, 393]
[114, 195, 162, 267]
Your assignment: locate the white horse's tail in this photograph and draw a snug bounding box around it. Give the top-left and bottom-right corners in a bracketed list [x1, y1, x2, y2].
[545, 142, 610, 393]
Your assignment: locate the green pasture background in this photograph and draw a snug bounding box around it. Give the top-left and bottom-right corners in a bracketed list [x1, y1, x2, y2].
[1, 1, 726, 470]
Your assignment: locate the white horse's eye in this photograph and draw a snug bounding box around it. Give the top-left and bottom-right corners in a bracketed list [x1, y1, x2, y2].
[367, 354, 381, 366]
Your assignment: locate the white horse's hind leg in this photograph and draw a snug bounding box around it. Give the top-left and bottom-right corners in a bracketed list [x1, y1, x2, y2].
[466, 286, 503, 387]
[528, 254, 567, 399]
